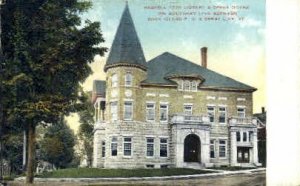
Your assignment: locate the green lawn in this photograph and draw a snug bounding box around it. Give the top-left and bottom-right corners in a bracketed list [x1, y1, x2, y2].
[38, 168, 211, 178]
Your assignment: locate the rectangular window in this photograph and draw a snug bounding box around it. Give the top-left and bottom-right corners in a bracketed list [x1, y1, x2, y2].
[249, 131, 253, 142]
[123, 137, 132, 156]
[160, 104, 168, 122]
[102, 141, 105, 158]
[160, 138, 168, 157]
[237, 107, 246, 118]
[110, 101, 118, 121]
[112, 74, 118, 87]
[219, 140, 226, 158]
[124, 101, 133, 120]
[207, 106, 215, 123]
[243, 132, 247, 142]
[218, 107, 227, 123]
[146, 138, 154, 157]
[125, 73, 132, 86]
[210, 140, 215, 158]
[146, 103, 155, 121]
[184, 104, 193, 115]
[111, 137, 117, 156]
[236, 131, 241, 142]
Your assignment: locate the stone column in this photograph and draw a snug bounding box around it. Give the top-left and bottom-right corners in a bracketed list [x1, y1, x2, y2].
[252, 131, 258, 164]
[93, 132, 99, 167]
[201, 130, 210, 165]
[230, 131, 237, 166]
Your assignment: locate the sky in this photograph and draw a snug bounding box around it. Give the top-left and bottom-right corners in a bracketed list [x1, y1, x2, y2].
[67, 0, 266, 132]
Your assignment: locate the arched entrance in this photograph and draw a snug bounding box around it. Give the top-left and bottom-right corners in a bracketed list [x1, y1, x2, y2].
[184, 134, 201, 162]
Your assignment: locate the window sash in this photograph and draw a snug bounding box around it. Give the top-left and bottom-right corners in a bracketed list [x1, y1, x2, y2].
[125, 73, 132, 86]
[191, 81, 197, 91]
[146, 103, 155, 121]
[218, 107, 227, 123]
[111, 102, 118, 121]
[183, 80, 190, 91]
[207, 106, 215, 122]
[102, 141, 106, 158]
[146, 138, 154, 157]
[124, 102, 133, 120]
[210, 140, 215, 158]
[123, 137, 132, 156]
[160, 104, 168, 122]
[236, 131, 241, 142]
[237, 108, 246, 118]
[184, 105, 193, 115]
[160, 138, 168, 157]
[112, 74, 118, 87]
[111, 143, 117, 156]
[219, 140, 226, 158]
[243, 132, 247, 142]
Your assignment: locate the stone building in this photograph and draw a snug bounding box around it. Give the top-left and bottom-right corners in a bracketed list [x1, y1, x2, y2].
[92, 4, 261, 169]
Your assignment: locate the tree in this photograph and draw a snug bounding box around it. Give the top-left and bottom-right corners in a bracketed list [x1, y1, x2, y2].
[78, 89, 94, 167]
[39, 120, 76, 168]
[1, 0, 107, 183]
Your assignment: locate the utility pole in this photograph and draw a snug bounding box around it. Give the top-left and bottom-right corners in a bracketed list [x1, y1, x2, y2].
[0, 0, 5, 182]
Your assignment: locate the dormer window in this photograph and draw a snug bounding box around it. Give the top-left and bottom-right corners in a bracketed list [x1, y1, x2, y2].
[191, 81, 197, 91]
[125, 73, 133, 86]
[178, 80, 198, 91]
[183, 80, 190, 90]
[112, 74, 118, 87]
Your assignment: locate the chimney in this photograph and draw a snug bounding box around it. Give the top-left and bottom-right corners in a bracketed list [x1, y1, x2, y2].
[262, 107, 265, 113]
[201, 47, 208, 68]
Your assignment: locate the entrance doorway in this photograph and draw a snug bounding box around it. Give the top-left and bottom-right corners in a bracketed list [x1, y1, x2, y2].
[237, 147, 250, 163]
[184, 134, 201, 162]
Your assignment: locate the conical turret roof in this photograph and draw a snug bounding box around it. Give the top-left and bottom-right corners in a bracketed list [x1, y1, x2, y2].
[104, 3, 147, 72]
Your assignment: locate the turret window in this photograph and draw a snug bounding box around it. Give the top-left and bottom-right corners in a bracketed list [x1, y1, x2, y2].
[124, 101, 133, 120]
[111, 74, 118, 87]
[112, 74, 118, 87]
[125, 73, 133, 86]
[183, 80, 190, 91]
[191, 81, 197, 91]
[110, 101, 118, 121]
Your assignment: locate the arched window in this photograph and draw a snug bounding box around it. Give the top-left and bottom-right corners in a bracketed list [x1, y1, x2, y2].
[112, 74, 118, 87]
[125, 73, 133, 86]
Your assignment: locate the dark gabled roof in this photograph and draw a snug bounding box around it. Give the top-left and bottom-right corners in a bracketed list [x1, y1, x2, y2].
[104, 4, 147, 72]
[93, 80, 106, 96]
[142, 52, 256, 92]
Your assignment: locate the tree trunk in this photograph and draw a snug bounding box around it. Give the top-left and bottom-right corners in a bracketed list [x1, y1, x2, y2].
[26, 123, 36, 184]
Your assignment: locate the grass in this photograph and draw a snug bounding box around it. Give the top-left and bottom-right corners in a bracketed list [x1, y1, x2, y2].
[38, 168, 211, 178]
[207, 166, 257, 171]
